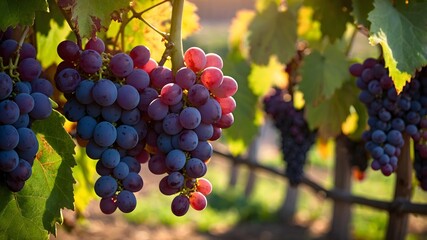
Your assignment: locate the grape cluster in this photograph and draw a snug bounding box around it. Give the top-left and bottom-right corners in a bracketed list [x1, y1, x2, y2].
[412, 69, 427, 191]
[55, 38, 147, 214]
[55, 39, 237, 215]
[350, 59, 423, 176]
[146, 47, 237, 216]
[0, 34, 53, 192]
[337, 134, 369, 180]
[263, 87, 316, 185]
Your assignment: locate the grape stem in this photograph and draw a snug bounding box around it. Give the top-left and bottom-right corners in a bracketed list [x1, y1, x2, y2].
[345, 28, 358, 57]
[129, 7, 169, 40]
[113, 3, 170, 51]
[169, 0, 185, 73]
[13, 26, 30, 68]
[58, 5, 82, 49]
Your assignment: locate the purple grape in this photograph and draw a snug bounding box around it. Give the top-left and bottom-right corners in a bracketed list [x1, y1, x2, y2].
[130, 45, 150, 68]
[122, 172, 143, 192]
[85, 37, 105, 54]
[55, 68, 81, 93]
[171, 195, 190, 216]
[0, 72, 13, 100]
[18, 58, 42, 81]
[125, 69, 150, 92]
[92, 79, 118, 106]
[0, 100, 20, 124]
[109, 53, 134, 78]
[165, 149, 186, 171]
[185, 157, 207, 178]
[94, 176, 118, 198]
[116, 190, 137, 213]
[57, 40, 80, 62]
[115, 125, 138, 150]
[80, 49, 102, 74]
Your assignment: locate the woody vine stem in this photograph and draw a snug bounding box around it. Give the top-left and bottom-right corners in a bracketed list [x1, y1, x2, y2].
[169, 0, 185, 73]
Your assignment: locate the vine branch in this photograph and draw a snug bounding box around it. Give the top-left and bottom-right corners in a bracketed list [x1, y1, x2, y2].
[129, 7, 168, 40]
[169, 0, 185, 73]
[58, 6, 82, 49]
[213, 149, 427, 216]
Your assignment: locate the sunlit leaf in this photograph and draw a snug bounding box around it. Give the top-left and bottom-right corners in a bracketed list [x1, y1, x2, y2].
[222, 53, 260, 156]
[248, 56, 287, 97]
[228, 10, 255, 57]
[304, 0, 353, 42]
[73, 147, 97, 213]
[351, 0, 373, 28]
[106, 0, 199, 64]
[299, 42, 350, 106]
[0, 111, 76, 239]
[71, 0, 130, 38]
[0, 0, 48, 31]
[35, 0, 65, 36]
[297, 6, 321, 42]
[248, 2, 297, 65]
[368, 0, 427, 93]
[305, 80, 359, 139]
[37, 20, 71, 68]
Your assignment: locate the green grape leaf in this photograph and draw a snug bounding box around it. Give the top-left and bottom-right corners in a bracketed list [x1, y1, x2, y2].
[299, 43, 350, 106]
[106, 0, 199, 63]
[35, 0, 65, 36]
[0, 0, 48, 31]
[0, 111, 76, 239]
[248, 2, 297, 65]
[228, 10, 255, 56]
[349, 100, 368, 140]
[73, 147, 97, 213]
[71, 0, 130, 38]
[351, 0, 373, 28]
[248, 57, 286, 97]
[305, 80, 359, 139]
[368, 0, 427, 93]
[222, 53, 261, 156]
[37, 20, 71, 68]
[304, 0, 353, 42]
[297, 6, 322, 43]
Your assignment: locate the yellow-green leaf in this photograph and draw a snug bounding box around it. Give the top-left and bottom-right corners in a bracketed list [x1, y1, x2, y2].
[304, 0, 353, 42]
[72, 0, 130, 38]
[305, 80, 359, 139]
[37, 20, 72, 68]
[248, 2, 297, 65]
[351, 0, 373, 28]
[228, 10, 255, 56]
[368, 0, 427, 93]
[248, 57, 287, 97]
[299, 42, 350, 106]
[73, 147, 97, 213]
[0, 111, 76, 239]
[222, 53, 261, 156]
[0, 0, 48, 31]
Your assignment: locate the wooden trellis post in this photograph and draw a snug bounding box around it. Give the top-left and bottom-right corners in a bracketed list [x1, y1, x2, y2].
[386, 135, 412, 240]
[329, 135, 352, 240]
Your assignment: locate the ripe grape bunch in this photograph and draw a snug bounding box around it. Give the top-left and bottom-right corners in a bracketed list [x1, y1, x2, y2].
[55, 38, 237, 216]
[146, 47, 237, 216]
[263, 87, 316, 185]
[0, 33, 53, 192]
[55, 38, 151, 214]
[411, 68, 427, 191]
[350, 59, 423, 177]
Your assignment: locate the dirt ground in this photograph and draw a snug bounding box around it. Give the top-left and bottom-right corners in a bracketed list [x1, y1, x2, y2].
[53, 208, 327, 240]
